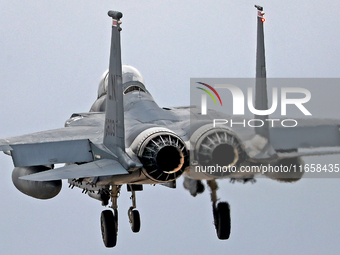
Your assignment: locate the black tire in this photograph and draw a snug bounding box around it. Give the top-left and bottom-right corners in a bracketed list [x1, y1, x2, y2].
[114, 208, 118, 222]
[130, 210, 141, 233]
[196, 180, 205, 194]
[216, 202, 231, 240]
[100, 210, 117, 248]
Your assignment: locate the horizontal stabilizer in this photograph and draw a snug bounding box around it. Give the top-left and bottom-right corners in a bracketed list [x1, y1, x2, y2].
[270, 125, 340, 151]
[277, 147, 340, 158]
[20, 159, 129, 181]
[0, 145, 12, 151]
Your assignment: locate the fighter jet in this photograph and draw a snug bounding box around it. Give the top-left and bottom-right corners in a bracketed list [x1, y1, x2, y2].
[183, 5, 340, 240]
[1, 6, 340, 248]
[0, 11, 190, 248]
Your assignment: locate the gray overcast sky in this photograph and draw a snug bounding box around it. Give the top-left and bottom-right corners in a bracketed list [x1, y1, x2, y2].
[1, 1, 340, 254]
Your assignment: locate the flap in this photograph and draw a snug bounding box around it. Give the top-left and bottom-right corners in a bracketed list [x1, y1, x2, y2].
[10, 139, 93, 167]
[20, 159, 129, 181]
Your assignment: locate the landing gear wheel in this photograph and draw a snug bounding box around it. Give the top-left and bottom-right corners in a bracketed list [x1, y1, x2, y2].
[196, 180, 205, 194]
[100, 210, 117, 248]
[129, 209, 141, 233]
[214, 202, 231, 240]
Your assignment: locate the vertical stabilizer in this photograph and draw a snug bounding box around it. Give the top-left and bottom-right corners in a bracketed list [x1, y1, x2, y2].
[103, 11, 137, 169]
[254, 5, 270, 140]
[104, 11, 125, 151]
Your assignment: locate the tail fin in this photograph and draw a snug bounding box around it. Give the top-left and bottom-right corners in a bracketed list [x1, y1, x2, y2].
[104, 11, 137, 169]
[254, 5, 270, 140]
[104, 11, 125, 151]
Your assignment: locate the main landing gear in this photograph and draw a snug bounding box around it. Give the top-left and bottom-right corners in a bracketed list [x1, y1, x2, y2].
[100, 184, 142, 248]
[207, 180, 231, 240]
[101, 209, 118, 247]
[128, 188, 141, 233]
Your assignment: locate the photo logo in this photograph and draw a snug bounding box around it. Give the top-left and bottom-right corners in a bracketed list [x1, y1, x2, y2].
[198, 83, 311, 117]
[196, 82, 222, 115]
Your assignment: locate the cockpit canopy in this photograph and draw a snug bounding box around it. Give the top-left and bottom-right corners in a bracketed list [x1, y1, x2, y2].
[97, 65, 147, 98]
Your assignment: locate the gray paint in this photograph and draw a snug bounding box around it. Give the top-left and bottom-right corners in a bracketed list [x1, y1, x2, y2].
[270, 125, 340, 150]
[104, 11, 125, 152]
[21, 159, 128, 181]
[11, 139, 93, 167]
[1, 6, 340, 185]
[1, 2, 340, 253]
[255, 6, 270, 139]
[12, 166, 62, 199]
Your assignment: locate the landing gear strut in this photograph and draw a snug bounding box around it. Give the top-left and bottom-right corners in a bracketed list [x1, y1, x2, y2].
[100, 185, 120, 248]
[100, 184, 142, 248]
[207, 180, 231, 240]
[128, 185, 141, 233]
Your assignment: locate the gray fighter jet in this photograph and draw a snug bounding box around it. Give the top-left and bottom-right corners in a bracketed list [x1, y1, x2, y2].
[0, 11, 189, 248]
[1, 6, 340, 248]
[183, 5, 340, 240]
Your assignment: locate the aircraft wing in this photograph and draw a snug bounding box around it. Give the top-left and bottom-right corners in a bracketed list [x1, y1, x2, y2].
[19, 159, 128, 181]
[0, 125, 100, 167]
[270, 119, 340, 158]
